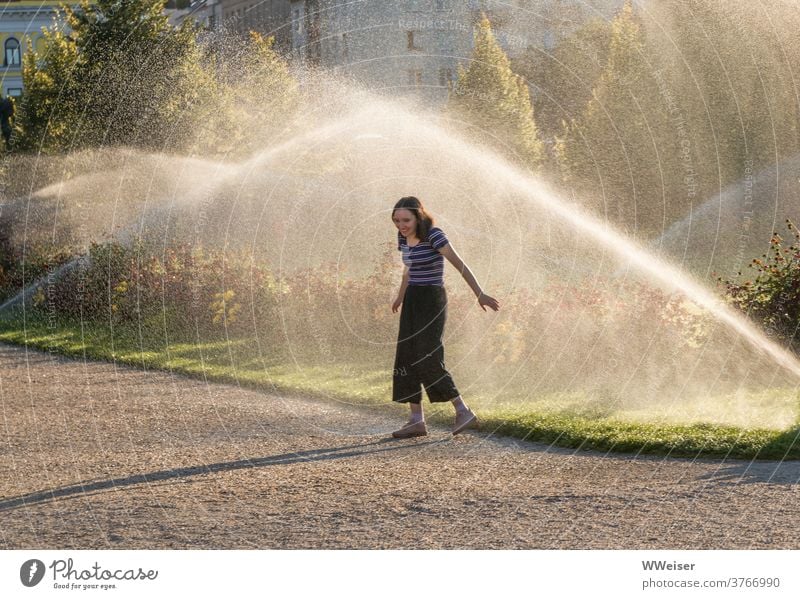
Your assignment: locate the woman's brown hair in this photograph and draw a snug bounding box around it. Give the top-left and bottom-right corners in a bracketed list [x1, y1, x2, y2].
[392, 196, 435, 242]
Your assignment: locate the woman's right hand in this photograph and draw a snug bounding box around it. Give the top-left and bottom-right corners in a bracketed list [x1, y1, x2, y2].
[478, 292, 501, 312]
[391, 296, 403, 313]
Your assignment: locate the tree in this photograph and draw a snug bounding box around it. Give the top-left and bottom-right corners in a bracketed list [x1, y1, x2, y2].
[212, 31, 300, 157]
[556, 0, 676, 236]
[17, 1, 219, 152]
[16, 2, 300, 156]
[447, 13, 544, 170]
[13, 0, 225, 151]
[662, 0, 800, 185]
[15, 24, 81, 152]
[512, 18, 612, 140]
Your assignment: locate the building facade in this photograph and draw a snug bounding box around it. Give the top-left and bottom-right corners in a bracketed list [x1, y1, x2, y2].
[166, 0, 220, 30]
[283, 0, 623, 105]
[289, 0, 475, 105]
[0, 0, 69, 98]
[214, 0, 294, 53]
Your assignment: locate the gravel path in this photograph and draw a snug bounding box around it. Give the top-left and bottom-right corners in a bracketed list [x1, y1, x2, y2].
[1, 342, 799, 549]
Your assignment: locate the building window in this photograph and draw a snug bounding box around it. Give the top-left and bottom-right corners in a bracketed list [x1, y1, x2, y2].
[543, 30, 556, 50]
[406, 31, 421, 50]
[438, 67, 453, 87]
[4, 38, 20, 67]
[342, 33, 348, 59]
[7, 88, 22, 97]
[407, 69, 423, 87]
[293, 8, 302, 33]
[329, 35, 339, 61]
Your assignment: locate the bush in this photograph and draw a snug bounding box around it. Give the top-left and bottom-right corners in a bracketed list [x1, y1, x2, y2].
[15, 236, 718, 393]
[0, 232, 75, 305]
[717, 219, 800, 348]
[22, 240, 284, 338]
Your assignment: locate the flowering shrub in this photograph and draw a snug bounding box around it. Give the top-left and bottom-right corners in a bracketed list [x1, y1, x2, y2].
[15, 236, 716, 396]
[22, 240, 285, 338]
[717, 219, 800, 348]
[210, 290, 242, 325]
[0, 238, 74, 305]
[446, 277, 715, 398]
[277, 245, 399, 363]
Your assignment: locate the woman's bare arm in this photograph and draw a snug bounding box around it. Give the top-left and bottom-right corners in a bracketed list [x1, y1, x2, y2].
[438, 243, 500, 311]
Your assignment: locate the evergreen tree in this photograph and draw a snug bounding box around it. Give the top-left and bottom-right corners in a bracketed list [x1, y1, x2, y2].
[512, 18, 612, 141]
[447, 13, 544, 170]
[556, 0, 675, 236]
[659, 0, 747, 193]
[665, 0, 800, 181]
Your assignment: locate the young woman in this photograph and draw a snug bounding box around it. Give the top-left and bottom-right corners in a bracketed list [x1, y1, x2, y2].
[390, 196, 500, 438]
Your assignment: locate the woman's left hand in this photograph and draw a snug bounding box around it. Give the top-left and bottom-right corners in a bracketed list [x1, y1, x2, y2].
[477, 292, 500, 312]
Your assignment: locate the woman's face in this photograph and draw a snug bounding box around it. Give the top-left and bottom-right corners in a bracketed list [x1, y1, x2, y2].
[392, 209, 417, 237]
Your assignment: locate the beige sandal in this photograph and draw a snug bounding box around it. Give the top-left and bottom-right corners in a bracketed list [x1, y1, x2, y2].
[452, 409, 479, 435]
[392, 419, 428, 438]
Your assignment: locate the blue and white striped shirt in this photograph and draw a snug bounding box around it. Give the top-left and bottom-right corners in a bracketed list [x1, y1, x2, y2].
[397, 227, 450, 286]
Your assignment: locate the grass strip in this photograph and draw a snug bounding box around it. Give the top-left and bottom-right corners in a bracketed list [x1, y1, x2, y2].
[2, 313, 798, 460]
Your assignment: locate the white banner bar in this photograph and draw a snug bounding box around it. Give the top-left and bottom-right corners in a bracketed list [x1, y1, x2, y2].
[1, 550, 797, 598]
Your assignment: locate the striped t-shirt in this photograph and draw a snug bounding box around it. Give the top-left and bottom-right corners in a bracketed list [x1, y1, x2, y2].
[397, 227, 450, 286]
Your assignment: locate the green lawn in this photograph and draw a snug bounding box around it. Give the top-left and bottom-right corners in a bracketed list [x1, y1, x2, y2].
[2, 311, 799, 460]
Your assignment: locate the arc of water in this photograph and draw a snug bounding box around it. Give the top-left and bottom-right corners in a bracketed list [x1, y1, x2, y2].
[0, 115, 365, 316]
[0, 255, 91, 313]
[363, 99, 800, 381]
[650, 153, 800, 251]
[494, 159, 800, 381]
[329, 98, 800, 381]
[5, 93, 800, 383]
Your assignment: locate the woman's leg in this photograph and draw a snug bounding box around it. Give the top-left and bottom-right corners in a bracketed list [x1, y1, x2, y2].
[413, 287, 477, 433]
[393, 287, 424, 404]
[409, 402, 424, 422]
[391, 289, 429, 437]
[414, 287, 461, 404]
[450, 395, 470, 414]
